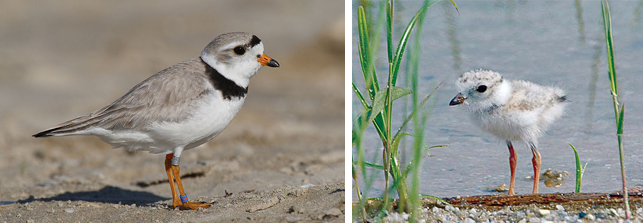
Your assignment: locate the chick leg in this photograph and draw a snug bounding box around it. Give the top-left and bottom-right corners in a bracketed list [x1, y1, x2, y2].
[507, 141, 517, 195]
[529, 142, 541, 194]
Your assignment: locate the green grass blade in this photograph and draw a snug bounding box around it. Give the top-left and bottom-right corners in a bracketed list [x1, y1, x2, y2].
[421, 194, 452, 206]
[353, 108, 387, 146]
[447, 0, 459, 14]
[357, 6, 380, 101]
[353, 114, 369, 173]
[352, 83, 369, 110]
[386, 0, 394, 62]
[427, 145, 448, 149]
[425, 144, 448, 156]
[601, 0, 618, 97]
[616, 103, 629, 219]
[357, 6, 369, 74]
[617, 104, 624, 135]
[352, 161, 385, 170]
[352, 164, 367, 221]
[372, 119, 388, 143]
[392, 132, 412, 151]
[369, 87, 413, 122]
[601, 0, 630, 219]
[357, 3, 389, 145]
[569, 143, 582, 193]
[408, 1, 433, 221]
[352, 82, 388, 145]
[352, 108, 368, 220]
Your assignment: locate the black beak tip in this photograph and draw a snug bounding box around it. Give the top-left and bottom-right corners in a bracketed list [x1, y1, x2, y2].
[267, 59, 280, 68]
[449, 94, 465, 106]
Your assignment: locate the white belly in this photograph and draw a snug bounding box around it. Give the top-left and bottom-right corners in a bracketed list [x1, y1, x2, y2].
[471, 108, 540, 143]
[148, 95, 245, 153]
[93, 94, 245, 154]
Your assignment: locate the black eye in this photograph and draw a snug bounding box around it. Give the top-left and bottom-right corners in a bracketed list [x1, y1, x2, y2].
[476, 85, 487, 93]
[233, 46, 245, 55]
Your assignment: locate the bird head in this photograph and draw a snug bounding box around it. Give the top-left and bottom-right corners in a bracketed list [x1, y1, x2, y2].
[449, 69, 505, 109]
[201, 32, 279, 87]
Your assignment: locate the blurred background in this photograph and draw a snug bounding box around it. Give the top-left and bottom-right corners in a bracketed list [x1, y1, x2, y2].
[0, 0, 344, 206]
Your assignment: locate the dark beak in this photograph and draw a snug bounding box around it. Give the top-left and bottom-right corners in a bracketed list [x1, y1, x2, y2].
[266, 59, 279, 67]
[258, 53, 280, 68]
[449, 93, 466, 106]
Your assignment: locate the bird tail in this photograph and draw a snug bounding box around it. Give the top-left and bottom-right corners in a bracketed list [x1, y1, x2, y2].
[33, 126, 65, 137]
[32, 112, 103, 138]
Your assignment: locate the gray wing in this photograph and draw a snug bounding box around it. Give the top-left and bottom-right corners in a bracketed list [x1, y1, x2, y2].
[34, 58, 212, 137]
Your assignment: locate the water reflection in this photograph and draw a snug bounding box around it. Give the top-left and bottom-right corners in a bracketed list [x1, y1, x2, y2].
[575, 0, 586, 44]
[585, 41, 601, 136]
[443, 1, 462, 72]
[634, 0, 643, 27]
[494, 0, 516, 22]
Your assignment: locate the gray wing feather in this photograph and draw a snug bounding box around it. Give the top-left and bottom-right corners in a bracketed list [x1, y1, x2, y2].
[34, 58, 211, 137]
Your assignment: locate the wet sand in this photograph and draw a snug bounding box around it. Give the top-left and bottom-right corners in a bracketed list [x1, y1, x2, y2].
[0, 1, 345, 222]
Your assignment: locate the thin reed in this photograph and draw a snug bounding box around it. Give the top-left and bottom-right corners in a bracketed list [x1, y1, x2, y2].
[600, 0, 630, 219]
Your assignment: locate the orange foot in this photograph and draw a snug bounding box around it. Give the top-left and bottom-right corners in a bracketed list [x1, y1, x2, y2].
[178, 201, 211, 210]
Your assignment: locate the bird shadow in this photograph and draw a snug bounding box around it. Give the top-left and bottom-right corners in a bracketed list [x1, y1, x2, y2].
[16, 186, 168, 206]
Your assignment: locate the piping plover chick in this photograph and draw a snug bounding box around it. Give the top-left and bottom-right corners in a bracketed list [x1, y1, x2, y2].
[449, 69, 566, 195]
[33, 32, 279, 209]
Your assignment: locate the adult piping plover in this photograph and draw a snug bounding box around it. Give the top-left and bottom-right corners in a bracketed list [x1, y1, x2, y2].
[449, 69, 566, 195]
[33, 32, 279, 209]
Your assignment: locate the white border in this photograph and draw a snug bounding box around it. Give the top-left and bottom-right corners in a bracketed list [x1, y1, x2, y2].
[344, 0, 353, 222]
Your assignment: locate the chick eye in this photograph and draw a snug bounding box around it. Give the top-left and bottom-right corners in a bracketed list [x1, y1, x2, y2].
[233, 46, 246, 55]
[476, 85, 487, 93]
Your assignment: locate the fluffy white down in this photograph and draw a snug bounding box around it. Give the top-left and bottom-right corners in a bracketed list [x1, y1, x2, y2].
[458, 74, 566, 145]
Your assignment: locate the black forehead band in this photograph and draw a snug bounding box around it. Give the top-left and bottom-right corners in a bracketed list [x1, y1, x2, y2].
[249, 35, 262, 47]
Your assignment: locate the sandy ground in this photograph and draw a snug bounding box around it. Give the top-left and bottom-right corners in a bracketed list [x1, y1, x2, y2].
[0, 1, 345, 222]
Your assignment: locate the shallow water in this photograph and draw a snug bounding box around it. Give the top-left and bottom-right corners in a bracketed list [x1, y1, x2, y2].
[352, 0, 643, 197]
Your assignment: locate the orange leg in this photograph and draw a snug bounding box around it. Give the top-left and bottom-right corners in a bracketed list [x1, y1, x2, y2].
[506, 141, 517, 195]
[165, 153, 211, 210]
[529, 143, 541, 194]
[165, 154, 182, 208]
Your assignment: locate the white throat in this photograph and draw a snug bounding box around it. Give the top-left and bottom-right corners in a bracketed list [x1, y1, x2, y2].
[200, 53, 255, 88]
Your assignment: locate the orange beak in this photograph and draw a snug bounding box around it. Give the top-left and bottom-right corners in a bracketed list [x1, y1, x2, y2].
[258, 54, 280, 67]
